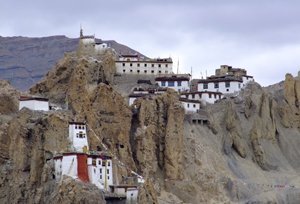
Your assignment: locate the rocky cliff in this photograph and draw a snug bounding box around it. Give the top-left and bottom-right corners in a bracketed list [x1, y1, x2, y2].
[1, 40, 300, 203]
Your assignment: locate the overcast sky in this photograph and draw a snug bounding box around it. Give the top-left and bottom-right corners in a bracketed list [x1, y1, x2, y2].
[1, 0, 300, 86]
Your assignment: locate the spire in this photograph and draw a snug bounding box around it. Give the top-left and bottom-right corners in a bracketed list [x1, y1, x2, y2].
[80, 25, 83, 38]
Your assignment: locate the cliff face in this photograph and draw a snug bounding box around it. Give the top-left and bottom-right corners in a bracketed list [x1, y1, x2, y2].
[2, 39, 300, 203]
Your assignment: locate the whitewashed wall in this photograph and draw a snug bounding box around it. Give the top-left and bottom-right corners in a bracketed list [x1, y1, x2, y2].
[69, 124, 89, 152]
[181, 101, 200, 113]
[126, 188, 139, 204]
[19, 100, 49, 111]
[157, 80, 189, 92]
[61, 155, 78, 179]
[116, 61, 173, 75]
[198, 81, 241, 94]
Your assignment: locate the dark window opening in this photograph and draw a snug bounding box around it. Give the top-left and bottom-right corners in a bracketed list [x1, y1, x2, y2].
[203, 83, 208, 89]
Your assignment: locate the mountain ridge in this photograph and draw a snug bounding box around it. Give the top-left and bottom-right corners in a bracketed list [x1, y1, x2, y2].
[0, 35, 145, 91]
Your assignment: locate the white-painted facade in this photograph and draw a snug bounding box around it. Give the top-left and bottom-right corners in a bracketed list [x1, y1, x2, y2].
[116, 55, 173, 75]
[19, 98, 49, 111]
[180, 99, 200, 113]
[197, 80, 242, 94]
[242, 76, 254, 87]
[180, 91, 223, 105]
[155, 75, 190, 92]
[81, 37, 95, 45]
[69, 123, 89, 152]
[95, 43, 108, 51]
[54, 154, 78, 181]
[126, 188, 138, 204]
[87, 156, 113, 191]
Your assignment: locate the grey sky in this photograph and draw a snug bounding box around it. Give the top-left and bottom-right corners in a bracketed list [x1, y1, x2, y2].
[1, 0, 300, 85]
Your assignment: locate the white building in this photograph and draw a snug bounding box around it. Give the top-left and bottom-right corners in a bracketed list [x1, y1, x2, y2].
[197, 65, 254, 94]
[128, 87, 168, 106]
[197, 78, 243, 94]
[109, 185, 139, 204]
[155, 75, 190, 92]
[115, 54, 173, 75]
[95, 42, 108, 51]
[69, 122, 89, 152]
[179, 98, 201, 113]
[180, 91, 223, 105]
[87, 154, 113, 191]
[19, 96, 49, 111]
[53, 152, 113, 191]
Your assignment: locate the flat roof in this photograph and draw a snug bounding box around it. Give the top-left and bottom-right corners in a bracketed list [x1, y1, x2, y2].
[155, 76, 189, 82]
[198, 77, 242, 83]
[19, 96, 49, 102]
[69, 121, 86, 125]
[181, 91, 223, 95]
[179, 98, 201, 104]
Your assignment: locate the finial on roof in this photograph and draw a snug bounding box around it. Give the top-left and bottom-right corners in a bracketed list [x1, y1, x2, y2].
[80, 25, 83, 38]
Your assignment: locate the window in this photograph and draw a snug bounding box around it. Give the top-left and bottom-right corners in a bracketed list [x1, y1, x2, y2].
[165, 64, 168, 68]
[137, 63, 140, 67]
[122, 63, 125, 67]
[178, 81, 182, 86]
[193, 104, 196, 108]
[79, 132, 84, 138]
[100, 175, 102, 179]
[108, 161, 110, 166]
[209, 93, 211, 98]
[76, 133, 79, 138]
[137, 70, 140, 73]
[130, 63, 132, 67]
[100, 169, 102, 173]
[123, 69, 126, 73]
[130, 70, 133, 73]
[161, 81, 166, 86]
[158, 71, 161, 74]
[152, 64, 154, 67]
[151, 70, 154, 74]
[225, 81, 230, 87]
[75, 125, 78, 129]
[144, 64, 147, 67]
[92, 159, 96, 166]
[158, 64, 161, 68]
[98, 160, 101, 165]
[144, 70, 147, 73]
[107, 169, 109, 174]
[187, 104, 190, 108]
[238, 83, 241, 88]
[102, 161, 106, 166]
[203, 83, 208, 89]
[226, 89, 229, 92]
[168, 81, 175, 87]
[214, 83, 219, 88]
[192, 94, 195, 99]
[108, 176, 110, 180]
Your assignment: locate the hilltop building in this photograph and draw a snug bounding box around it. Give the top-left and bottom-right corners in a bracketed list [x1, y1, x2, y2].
[115, 54, 173, 75]
[197, 65, 254, 94]
[155, 74, 190, 92]
[79, 28, 108, 52]
[19, 96, 49, 111]
[128, 87, 167, 105]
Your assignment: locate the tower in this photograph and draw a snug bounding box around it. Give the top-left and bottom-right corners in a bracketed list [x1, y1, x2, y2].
[69, 122, 89, 152]
[80, 26, 83, 38]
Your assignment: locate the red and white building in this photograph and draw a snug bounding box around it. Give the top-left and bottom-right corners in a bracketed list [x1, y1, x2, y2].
[179, 98, 201, 113]
[54, 152, 113, 191]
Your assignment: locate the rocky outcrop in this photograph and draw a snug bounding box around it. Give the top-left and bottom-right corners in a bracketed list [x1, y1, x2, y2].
[49, 176, 106, 204]
[0, 80, 19, 115]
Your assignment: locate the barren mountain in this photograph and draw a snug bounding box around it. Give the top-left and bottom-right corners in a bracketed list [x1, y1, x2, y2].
[0, 35, 145, 91]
